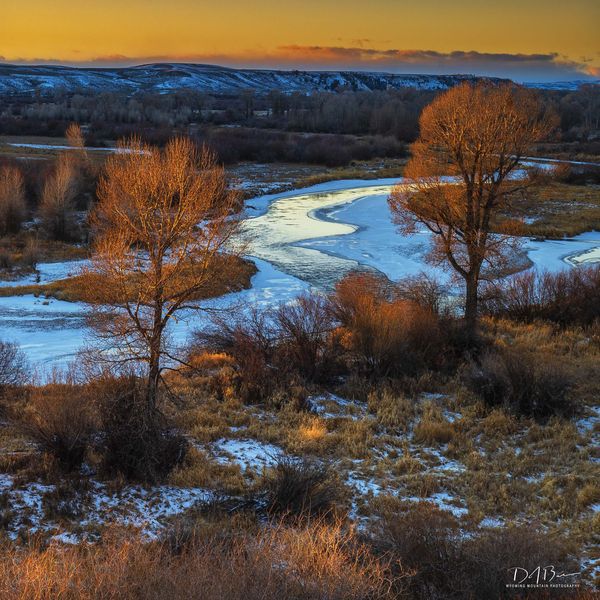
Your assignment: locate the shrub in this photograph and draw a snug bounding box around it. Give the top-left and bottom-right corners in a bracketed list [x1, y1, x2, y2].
[459, 526, 578, 599]
[20, 383, 95, 471]
[0, 340, 28, 395]
[0, 250, 13, 270]
[195, 294, 341, 403]
[395, 272, 450, 316]
[95, 376, 188, 482]
[368, 388, 416, 431]
[21, 237, 41, 271]
[195, 308, 279, 403]
[465, 348, 575, 420]
[413, 416, 454, 445]
[371, 500, 581, 599]
[370, 501, 461, 597]
[259, 456, 346, 519]
[484, 266, 600, 327]
[274, 293, 342, 383]
[332, 272, 444, 377]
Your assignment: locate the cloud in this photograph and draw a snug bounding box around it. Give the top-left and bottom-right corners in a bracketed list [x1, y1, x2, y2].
[586, 65, 600, 77]
[1, 47, 598, 83]
[268, 47, 597, 82]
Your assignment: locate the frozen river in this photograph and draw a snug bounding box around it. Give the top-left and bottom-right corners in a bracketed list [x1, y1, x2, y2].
[1, 176, 599, 370]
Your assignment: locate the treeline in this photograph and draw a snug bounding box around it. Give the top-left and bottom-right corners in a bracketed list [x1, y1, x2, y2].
[2, 84, 598, 150]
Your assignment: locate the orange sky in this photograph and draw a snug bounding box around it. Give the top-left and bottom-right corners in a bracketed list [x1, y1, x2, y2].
[1, 0, 599, 81]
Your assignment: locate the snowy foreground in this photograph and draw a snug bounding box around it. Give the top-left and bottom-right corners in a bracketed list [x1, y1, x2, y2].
[0, 176, 599, 369]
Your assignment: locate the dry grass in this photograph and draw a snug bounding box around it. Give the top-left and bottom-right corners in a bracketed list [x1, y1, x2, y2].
[507, 181, 600, 237]
[169, 447, 246, 493]
[299, 159, 406, 187]
[412, 403, 454, 445]
[0, 520, 399, 600]
[0, 255, 257, 302]
[368, 389, 417, 432]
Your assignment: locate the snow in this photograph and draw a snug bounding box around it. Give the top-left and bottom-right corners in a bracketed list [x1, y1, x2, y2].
[0, 63, 504, 96]
[6, 143, 140, 153]
[525, 231, 600, 271]
[309, 393, 367, 419]
[576, 406, 600, 435]
[479, 516, 505, 528]
[0, 474, 212, 540]
[212, 438, 284, 471]
[0, 259, 88, 288]
[346, 474, 384, 497]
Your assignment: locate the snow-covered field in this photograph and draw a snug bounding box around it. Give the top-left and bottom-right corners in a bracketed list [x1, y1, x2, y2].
[1, 173, 599, 369]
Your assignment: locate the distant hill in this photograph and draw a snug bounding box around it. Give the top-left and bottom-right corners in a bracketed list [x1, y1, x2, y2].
[0, 62, 513, 96]
[524, 80, 600, 91]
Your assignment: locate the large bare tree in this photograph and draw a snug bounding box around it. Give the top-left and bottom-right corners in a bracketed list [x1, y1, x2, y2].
[85, 137, 241, 411]
[389, 83, 555, 339]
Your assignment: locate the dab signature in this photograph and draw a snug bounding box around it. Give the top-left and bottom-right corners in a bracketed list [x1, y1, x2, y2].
[508, 565, 580, 586]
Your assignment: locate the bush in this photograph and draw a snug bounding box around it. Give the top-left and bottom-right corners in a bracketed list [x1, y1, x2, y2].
[413, 416, 454, 445]
[484, 266, 600, 327]
[0, 340, 28, 394]
[395, 272, 450, 316]
[371, 500, 581, 599]
[259, 457, 346, 519]
[332, 273, 444, 377]
[195, 308, 279, 403]
[459, 526, 579, 599]
[274, 293, 342, 383]
[371, 501, 461, 597]
[21, 238, 41, 271]
[0, 250, 13, 271]
[20, 383, 95, 471]
[465, 348, 575, 420]
[95, 377, 188, 482]
[195, 294, 341, 403]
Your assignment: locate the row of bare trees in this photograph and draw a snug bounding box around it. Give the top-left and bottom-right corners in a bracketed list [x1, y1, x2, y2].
[0, 124, 87, 240]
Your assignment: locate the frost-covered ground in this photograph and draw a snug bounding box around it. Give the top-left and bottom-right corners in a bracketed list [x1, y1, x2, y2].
[0, 259, 88, 288]
[0, 473, 212, 541]
[1, 387, 597, 584]
[1, 171, 599, 369]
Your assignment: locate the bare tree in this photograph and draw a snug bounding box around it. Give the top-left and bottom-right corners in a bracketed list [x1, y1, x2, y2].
[0, 165, 26, 236]
[65, 122, 90, 167]
[85, 137, 241, 412]
[389, 83, 555, 339]
[65, 122, 85, 151]
[39, 154, 79, 240]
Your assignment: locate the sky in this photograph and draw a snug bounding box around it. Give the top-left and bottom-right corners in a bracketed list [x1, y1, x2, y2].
[1, 0, 599, 82]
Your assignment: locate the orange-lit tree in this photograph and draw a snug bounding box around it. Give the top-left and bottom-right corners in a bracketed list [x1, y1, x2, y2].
[87, 137, 241, 411]
[389, 83, 555, 339]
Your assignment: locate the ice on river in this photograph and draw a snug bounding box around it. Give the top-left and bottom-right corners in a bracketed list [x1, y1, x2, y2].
[0, 258, 308, 371]
[1, 175, 599, 370]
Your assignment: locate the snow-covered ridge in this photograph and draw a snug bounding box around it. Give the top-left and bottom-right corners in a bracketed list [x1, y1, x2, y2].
[0, 63, 508, 96]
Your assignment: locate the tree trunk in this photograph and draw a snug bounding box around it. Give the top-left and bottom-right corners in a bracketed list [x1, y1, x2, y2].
[464, 273, 479, 343]
[146, 298, 163, 414]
